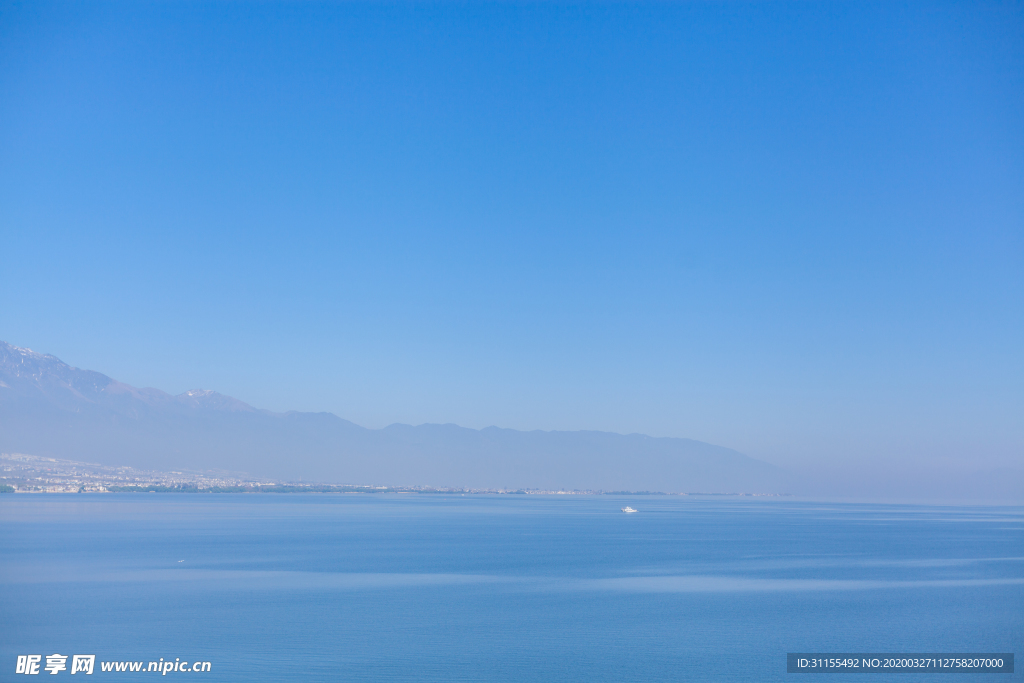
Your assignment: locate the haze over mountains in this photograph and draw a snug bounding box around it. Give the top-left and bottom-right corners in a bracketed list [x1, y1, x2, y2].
[0, 341, 790, 492]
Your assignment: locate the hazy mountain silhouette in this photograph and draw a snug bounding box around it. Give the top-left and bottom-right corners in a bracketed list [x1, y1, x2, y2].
[0, 341, 792, 491]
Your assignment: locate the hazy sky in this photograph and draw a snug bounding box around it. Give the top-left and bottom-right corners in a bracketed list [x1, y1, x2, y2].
[1, 1, 1021, 476]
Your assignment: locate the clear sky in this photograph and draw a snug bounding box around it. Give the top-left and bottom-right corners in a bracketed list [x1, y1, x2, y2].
[1, 1, 1021, 481]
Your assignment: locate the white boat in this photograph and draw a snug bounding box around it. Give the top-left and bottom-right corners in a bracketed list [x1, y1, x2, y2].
[621, 506, 637, 513]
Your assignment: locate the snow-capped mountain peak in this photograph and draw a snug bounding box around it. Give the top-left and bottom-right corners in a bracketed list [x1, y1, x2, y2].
[175, 388, 256, 412]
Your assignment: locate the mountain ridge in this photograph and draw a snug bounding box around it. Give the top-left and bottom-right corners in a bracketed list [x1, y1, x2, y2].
[0, 340, 791, 491]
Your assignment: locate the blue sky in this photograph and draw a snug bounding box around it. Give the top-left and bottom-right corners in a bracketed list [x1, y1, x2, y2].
[1, 1, 1021, 477]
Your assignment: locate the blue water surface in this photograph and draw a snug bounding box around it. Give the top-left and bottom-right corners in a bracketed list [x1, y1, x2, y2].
[1, 494, 1021, 681]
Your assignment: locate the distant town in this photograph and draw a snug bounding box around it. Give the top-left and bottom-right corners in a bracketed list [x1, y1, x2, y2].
[0, 452, 789, 496]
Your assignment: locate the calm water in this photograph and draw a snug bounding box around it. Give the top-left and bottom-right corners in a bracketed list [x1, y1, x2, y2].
[1, 495, 1021, 682]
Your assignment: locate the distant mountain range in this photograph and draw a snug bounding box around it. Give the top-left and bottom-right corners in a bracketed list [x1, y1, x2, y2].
[0, 341, 792, 492]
